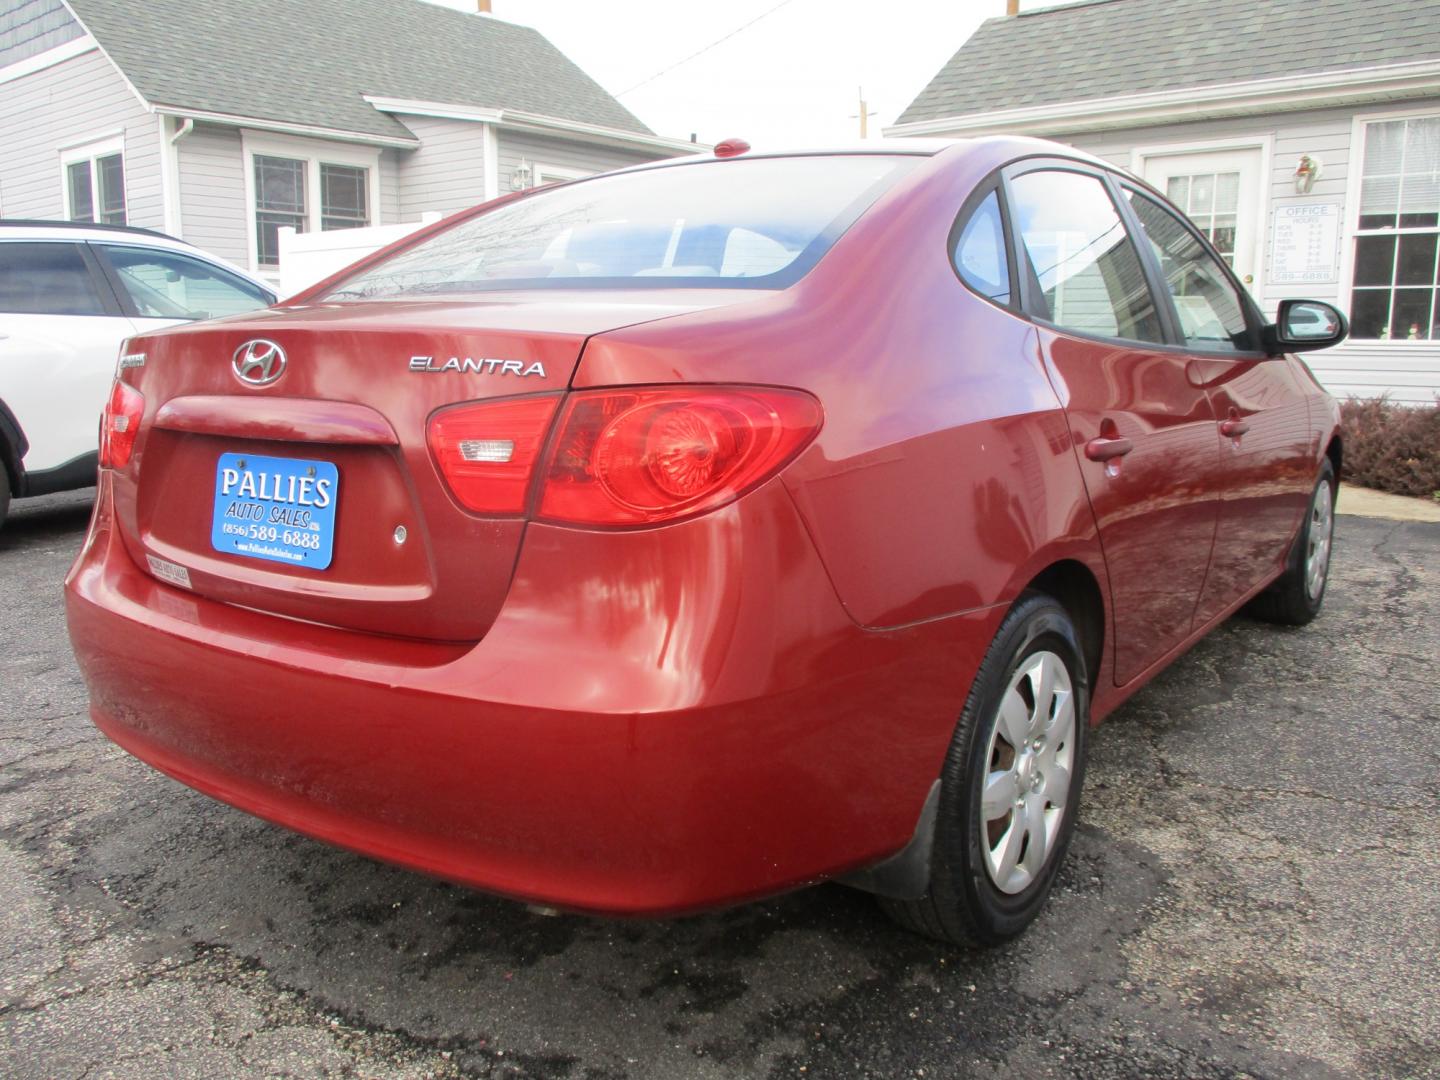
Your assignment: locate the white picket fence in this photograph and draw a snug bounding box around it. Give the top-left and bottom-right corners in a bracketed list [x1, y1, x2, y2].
[277, 214, 443, 297]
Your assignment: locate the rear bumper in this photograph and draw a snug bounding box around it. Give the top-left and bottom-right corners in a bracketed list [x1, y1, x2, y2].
[66, 476, 1002, 915]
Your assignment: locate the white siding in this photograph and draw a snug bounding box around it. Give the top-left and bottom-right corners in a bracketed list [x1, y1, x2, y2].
[496, 130, 668, 192]
[175, 123, 248, 266]
[0, 47, 161, 226]
[1058, 101, 1440, 404]
[392, 114, 488, 217]
[379, 148, 401, 224]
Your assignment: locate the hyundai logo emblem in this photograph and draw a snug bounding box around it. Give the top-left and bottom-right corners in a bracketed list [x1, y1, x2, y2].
[232, 339, 287, 386]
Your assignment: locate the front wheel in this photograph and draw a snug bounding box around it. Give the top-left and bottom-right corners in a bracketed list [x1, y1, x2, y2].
[882, 593, 1088, 946]
[1248, 458, 1336, 626]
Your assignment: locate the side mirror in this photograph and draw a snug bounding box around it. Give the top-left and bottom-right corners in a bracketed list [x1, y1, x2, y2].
[1263, 299, 1348, 355]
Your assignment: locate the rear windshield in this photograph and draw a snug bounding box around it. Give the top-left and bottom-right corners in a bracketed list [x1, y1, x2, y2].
[321, 155, 918, 299]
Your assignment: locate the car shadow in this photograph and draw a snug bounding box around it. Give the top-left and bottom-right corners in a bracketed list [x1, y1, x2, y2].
[0, 488, 95, 550]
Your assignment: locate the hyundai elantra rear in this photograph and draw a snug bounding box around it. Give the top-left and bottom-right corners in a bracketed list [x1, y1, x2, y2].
[66, 139, 1342, 944]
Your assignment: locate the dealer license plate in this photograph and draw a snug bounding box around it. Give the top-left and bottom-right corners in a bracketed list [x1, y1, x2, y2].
[211, 452, 339, 570]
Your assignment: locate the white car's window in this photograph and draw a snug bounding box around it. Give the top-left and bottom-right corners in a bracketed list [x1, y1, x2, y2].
[1008, 170, 1165, 345]
[324, 155, 918, 299]
[0, 242, 108, 316]
[99, 245, 272, 320]
[1124, 191, 1255, 353]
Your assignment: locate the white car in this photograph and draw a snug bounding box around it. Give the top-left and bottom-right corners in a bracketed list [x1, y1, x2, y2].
[0, 221, 275, 529]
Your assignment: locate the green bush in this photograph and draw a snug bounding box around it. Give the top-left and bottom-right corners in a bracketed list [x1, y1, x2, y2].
[1339, 397, 1440, 501]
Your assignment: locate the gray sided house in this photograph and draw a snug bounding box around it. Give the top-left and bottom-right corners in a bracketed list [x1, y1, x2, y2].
[0, 0, 695, 283]
[889, 0, 1440, 404]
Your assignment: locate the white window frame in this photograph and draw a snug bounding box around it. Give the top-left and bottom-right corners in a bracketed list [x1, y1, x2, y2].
[533, 163, 593, 185]
[1338, 104, 1440, 346]
[59, 134, 127, 225]
[240, 131, 382, 274]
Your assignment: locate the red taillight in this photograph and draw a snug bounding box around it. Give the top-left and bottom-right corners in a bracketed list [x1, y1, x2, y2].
[99, 380, 145, 469]
[428, 394, 561, 513]
[538, 387, 822, 526]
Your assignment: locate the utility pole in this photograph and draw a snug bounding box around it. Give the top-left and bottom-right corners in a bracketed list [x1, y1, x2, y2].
[851, 87, 878, 139]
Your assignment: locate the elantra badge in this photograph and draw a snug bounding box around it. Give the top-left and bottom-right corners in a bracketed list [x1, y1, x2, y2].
[232, 340, 287, 386]
[409, 356, 547, 378]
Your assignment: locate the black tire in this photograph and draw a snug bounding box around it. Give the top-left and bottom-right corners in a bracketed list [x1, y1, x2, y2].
[882, 593, 1088, 946]
[1247, 459, 1336, 627]
[0, 463, 9, 533]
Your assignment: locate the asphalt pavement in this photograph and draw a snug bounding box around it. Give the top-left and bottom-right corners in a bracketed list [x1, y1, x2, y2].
[2, 487, 1437, 1080]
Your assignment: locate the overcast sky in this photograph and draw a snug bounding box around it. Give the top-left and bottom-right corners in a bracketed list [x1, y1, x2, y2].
[423, 0, 1018, 147]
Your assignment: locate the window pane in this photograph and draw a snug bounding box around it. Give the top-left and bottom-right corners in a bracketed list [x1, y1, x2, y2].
[255, 155, 305, 212]
[67, 161, 94, 222]
[96, 153, 126, 226]
[1349, 289, 1390, 339]
[1354, 235, 1396, 286]
[100, 245, 271, 320]
[320, 163, 369, 231]
[1008, 170, 1163, 343]
[1127, 190, 1252, 352]
[952, 190, 1010, 304]
[254, 155, 307, 267]
[324, 155, 917, 298]
[0, 242, 105, 315]
[1397, 234, 1438, 286]
[1165, 176, 1188, 211]
[1390, 288, 1435, 340]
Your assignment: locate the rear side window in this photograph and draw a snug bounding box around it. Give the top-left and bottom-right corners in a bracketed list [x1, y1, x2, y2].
[99, 245, 273, 320]
[1007, 170, 1164, 344]
[323, 155, 918, 298]
[0, 242, 107, 316]
[953, 190, 1010, 304]
[1124, 191, 1255, 353]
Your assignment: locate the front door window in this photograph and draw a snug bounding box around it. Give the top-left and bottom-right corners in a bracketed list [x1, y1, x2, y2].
[1142, 148, 1263, 289]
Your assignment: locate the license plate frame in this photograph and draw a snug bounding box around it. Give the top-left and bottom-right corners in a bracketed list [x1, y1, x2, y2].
[211, 452, 339, 570]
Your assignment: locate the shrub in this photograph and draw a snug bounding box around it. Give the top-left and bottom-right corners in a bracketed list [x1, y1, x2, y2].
[1338, 397, 1440, 501]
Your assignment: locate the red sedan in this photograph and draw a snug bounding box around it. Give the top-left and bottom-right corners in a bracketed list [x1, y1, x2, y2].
[65, 138, 1346, 945]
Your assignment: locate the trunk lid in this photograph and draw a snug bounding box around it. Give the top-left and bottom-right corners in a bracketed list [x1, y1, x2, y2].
[113, 292, 753, 641]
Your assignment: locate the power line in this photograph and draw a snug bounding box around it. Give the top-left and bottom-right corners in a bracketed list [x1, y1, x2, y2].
[616, 0, 801, 97]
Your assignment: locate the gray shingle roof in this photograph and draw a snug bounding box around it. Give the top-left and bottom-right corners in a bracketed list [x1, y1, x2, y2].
[897, 0, 1440, 126]
[65, 0, 651, 140]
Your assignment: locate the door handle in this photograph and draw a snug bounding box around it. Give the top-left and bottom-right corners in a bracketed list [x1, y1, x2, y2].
[1084, 436, 1134, 462]
[1219, 418, 1250, 438]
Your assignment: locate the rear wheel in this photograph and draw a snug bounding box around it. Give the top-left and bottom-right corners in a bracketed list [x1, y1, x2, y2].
[0, 464, 10, 533]
[882, 593, 1088, 946]
[1248, 459, 1336, 626]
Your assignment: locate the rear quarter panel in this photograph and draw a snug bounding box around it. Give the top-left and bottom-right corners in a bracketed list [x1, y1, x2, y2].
[577, 144, 1108, 631]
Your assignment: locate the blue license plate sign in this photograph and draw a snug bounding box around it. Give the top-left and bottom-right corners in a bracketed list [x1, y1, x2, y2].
[211, 452, 339, 570]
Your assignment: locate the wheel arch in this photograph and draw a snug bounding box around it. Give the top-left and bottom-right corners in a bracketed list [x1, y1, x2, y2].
[1325, 432, 1342, 483]
[0, 397, 28, 495]
[1022, 559, 1105, 691]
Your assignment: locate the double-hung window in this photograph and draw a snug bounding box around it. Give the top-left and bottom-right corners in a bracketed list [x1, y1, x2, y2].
[63, 141, 126, 226]
[247, 138, 377, 269]
[1351, 116, 1440, 341]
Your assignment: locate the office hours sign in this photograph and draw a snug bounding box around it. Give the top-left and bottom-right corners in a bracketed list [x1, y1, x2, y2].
[1271, 203, 1341, 285]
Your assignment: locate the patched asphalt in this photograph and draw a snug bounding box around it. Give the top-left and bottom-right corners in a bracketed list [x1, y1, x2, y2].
[2, 488, 1436, 1079]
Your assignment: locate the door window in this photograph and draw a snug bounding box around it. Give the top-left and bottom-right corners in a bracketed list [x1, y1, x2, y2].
[952, 189, 1011, 304]
[0, 243, 107, 316]
[1125, 191, 1255, 353]
[1007, 170, 1163, 343]
[99, 246, 273, 320]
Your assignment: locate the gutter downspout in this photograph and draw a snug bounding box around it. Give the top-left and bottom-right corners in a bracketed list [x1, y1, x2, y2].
[160, 117, 194, 237]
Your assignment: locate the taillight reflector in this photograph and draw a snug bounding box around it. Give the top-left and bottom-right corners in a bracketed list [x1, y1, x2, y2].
[428, 394, 561, 513]
[100, 380, 145, 469]
[539, 387, 822, 526]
